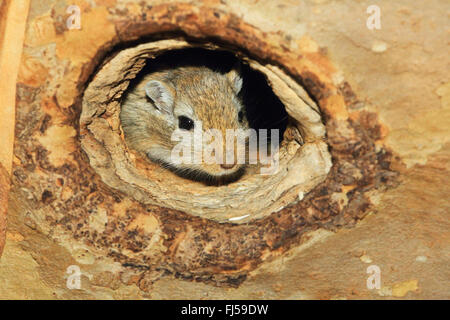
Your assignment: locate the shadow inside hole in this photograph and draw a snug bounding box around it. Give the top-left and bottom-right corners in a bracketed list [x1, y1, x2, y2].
[125, 47, 288, 139]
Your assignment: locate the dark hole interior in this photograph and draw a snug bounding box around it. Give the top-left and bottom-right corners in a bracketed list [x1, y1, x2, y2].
[126, 47, 288, 139]
[120, 47, 289, 186]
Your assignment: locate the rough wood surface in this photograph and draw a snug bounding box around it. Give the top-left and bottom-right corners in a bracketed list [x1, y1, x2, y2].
[0, 0, 448, 299]
[0, 0, 30, 174]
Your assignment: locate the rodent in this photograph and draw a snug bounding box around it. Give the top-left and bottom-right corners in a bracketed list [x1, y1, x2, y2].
[120, 64, 250, 185]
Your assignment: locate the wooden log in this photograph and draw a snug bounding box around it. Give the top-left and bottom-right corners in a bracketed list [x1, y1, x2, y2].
[0, 163, 8, 256]
[0, 0, 30, 257]
[8, 2, 397, 288]
[2, 0, 447, 300]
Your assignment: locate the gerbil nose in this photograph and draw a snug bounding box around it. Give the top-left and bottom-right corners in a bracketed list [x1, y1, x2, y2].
[220, 163, 236, 170]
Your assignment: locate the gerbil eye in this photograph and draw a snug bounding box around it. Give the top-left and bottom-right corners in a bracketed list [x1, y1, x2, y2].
[238, 110, 244, 123]
[178, 116, 195, 130]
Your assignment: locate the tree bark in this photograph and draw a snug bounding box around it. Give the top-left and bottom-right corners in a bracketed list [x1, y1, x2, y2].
[0, 0, 448, 299]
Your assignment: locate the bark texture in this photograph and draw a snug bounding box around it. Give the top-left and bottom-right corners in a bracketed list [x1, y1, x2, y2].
[0, 0, 30, 257]
[0, 0, 448, 299]
[80, 39, 332, 223]
[0, 164, 8, 256]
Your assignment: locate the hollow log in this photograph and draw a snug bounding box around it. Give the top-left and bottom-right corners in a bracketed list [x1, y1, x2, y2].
[0, 0, 449, 299]
[0, 0, 30, 257]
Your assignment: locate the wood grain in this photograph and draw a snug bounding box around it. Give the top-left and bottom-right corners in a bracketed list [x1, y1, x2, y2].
[0, 163, 8, 256]
[0, 0, 30, 257]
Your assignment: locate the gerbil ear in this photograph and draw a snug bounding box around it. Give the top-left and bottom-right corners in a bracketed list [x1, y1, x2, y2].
[145, 80, 174, 115]
[226, 62, 243, 93]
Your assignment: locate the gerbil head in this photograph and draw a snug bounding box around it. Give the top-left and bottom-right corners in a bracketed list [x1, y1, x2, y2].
[142, 64, 250, 185]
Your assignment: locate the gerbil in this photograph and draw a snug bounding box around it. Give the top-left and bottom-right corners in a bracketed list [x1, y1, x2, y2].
[120, 65, 250, 185]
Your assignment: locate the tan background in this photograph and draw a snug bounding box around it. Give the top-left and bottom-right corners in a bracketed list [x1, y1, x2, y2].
[0, 0, 449, 299]
[0, 0, 30, 261]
